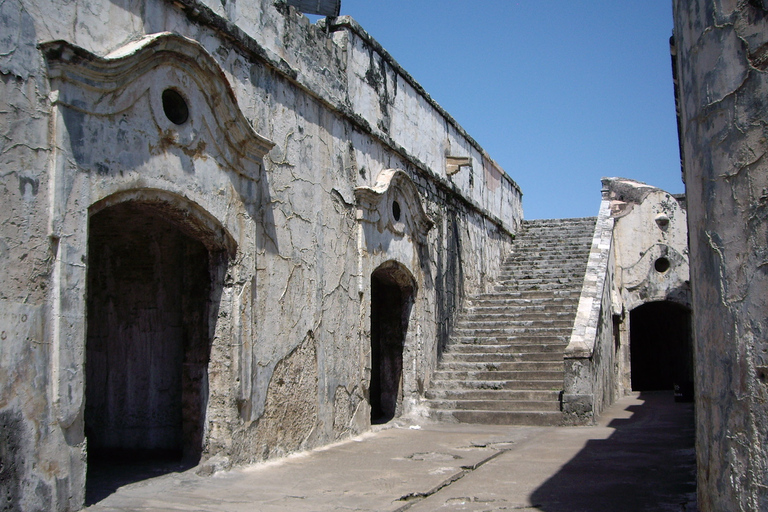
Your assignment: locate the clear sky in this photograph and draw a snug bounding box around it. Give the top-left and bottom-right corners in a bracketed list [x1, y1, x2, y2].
[320, 1, 682, 220]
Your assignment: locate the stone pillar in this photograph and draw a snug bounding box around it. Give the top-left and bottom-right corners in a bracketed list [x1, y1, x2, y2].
[672, 1, 768, 510]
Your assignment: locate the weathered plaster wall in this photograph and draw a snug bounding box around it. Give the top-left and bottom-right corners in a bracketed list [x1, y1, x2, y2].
[605, 178, 689, 311]
[0, 1, 522, 510]
[604, 178, 690, 398]
[563, 200, 616, 425]
[563, 178, 691, 425]
[673, 1, 768, 510]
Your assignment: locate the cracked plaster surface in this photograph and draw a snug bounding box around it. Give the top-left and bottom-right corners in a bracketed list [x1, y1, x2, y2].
[674, 0, 768, 510]
[0, 1, 522, 510]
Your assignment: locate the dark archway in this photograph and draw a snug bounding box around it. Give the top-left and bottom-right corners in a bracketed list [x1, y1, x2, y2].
[370, 261, 415, 424]
[85, 199, 229, 503]
[630, 301, 693, 400]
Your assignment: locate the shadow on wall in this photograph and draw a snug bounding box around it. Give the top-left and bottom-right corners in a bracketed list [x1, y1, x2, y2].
[630, 301, 693, 403]
[435, 208, 464, 356]
[85, 200, 229, 505]
[370, 261, 415, 424]
[529, 392, 697, 511]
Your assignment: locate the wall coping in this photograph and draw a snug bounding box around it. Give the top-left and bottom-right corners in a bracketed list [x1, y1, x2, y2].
[565, 199, 614, 359]
[167, 0, 521, 236]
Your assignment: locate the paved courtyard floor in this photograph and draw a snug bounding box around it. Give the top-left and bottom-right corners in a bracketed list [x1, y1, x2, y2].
[84, 392, 697, 512]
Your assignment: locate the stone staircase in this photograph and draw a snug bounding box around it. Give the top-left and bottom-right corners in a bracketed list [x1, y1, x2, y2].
[425, 217, 597, 425]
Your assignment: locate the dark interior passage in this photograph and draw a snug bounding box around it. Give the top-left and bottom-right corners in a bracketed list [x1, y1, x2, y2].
[86, 202, 217, 502]
[370, 263, 415, 424]
[630, 301, 693, 399]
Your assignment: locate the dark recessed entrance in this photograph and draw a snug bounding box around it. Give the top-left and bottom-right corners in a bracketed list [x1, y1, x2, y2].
[370, 262, 415, 424]
[630, 301, 693, 400]
[85, 201, 225, 504]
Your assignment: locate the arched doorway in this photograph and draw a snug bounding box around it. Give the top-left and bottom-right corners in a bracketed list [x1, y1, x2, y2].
[629, 301, 693, 400]
[370, 261, 415, 424]
[85, 199, 229, 502]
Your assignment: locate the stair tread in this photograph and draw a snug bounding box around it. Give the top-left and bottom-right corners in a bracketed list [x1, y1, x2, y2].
[426, 217, 596, 425]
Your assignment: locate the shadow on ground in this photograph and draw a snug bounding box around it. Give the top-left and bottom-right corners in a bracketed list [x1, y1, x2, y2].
[86, 451, 194, 506]
[529, 391, 697, 512]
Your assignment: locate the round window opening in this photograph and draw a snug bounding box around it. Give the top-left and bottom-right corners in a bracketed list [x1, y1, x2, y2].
[392, 200, 401, 222]
[654, 257, 671, 273]
[162, 89, 189, 125]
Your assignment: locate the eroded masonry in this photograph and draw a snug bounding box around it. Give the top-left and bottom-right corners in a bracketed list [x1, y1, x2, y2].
[2, 2, 523, 509]
[1, 0, 750, 511]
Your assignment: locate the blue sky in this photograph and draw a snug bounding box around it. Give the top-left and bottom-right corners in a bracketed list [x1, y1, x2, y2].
[324, 1, 681, 220]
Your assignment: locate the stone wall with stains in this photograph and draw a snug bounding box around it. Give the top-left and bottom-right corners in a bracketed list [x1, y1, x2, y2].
[605, 178, 689, 312]
[673, 1, 768, 510]
[563, 178, 691, 425]
[0, 1, 522, 510]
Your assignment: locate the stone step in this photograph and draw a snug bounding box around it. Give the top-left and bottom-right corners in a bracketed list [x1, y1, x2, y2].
[453, 326, 571, 338]
[467, 301, 578, 310]
[474, 290, 579, 301]
[429, 410, 563, 426]
[444, 344, 567, 355]
[505, 243, 591, 252]
[502, 253, 589, 264]
[449, 332, 569, 342]
[462, 311, 576, 322]
[436, 361, 563, 372]
[433, 370, 563, 381]
[429, 379, 563, 391]
[493, 281, 582, 292]
[496, 275, 584, 285]
[440, 352, 565, 363]
[425, 216, 595, 426]
[455, 319, 574, 329]
[497, 267, 588, 278]
[425, 389, 561, 401]
[426, 399, 561, 412]
[449, 340, 569, 350]
[466, 303, 576, 313]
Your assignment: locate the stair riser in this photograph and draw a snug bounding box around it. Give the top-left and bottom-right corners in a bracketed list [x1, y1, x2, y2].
[425, 217, 596, 425]
[431, 380, 563, 391]
[446, 344, 568, 354]
[429, 410, 563, 426]
[437, 362, 564, 372]
[434, 371, 564, 381]
[467, 302, 577, 311]
[475, 291, 579, 300]
[456, 320, 574, 329]
[427, 400, 560, 412]
[425, 389, 561, 401]
[440, 353, 565, 363]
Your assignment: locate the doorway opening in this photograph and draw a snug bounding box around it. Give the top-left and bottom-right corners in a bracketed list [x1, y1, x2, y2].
[370, 261, 415, 424]
[85, 200, 227, 504]
[629, 301, 693, 400]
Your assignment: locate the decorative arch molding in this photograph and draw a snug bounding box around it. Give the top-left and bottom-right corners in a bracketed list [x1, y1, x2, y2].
[89, 188, 238, 256]
[42, 33, 271, 430]
[41, 32, 274, 177]
[621, 243, 691, 311]
[371, 259, 418, 295]
[355, 169, 434, 242]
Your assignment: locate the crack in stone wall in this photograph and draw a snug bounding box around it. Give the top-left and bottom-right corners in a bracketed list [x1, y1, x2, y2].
[673, 0, 768, 509]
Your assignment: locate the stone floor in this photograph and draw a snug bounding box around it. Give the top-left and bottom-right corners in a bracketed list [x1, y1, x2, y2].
[83, 392, 697, 512]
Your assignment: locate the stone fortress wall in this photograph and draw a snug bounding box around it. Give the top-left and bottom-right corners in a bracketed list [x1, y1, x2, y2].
[0, 1, 522, 509]
[672, 1, 768, 509]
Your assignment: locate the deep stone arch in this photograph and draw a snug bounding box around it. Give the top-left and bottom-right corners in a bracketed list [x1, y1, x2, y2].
[629, 301, 693, 400]
[84, 192, 233, 502]
[369, 260, 416, 424]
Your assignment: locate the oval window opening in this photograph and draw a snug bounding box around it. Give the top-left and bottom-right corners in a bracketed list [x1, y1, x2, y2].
[162, 89, 189, 125]
[392, 200, 401, 222]
[654, 257, 671, 273]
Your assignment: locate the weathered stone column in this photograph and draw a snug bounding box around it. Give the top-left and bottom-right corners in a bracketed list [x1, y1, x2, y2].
[672, 1, 768, 510]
